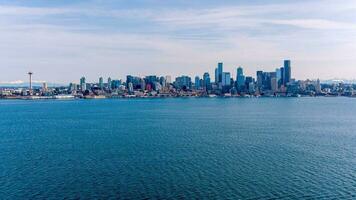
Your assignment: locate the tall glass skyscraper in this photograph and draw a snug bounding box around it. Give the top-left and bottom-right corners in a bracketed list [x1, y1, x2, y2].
[218, 62, 223, 83]
[236, 67, 245, 89]
[284, 60, 291, 85]
[203, 72, 211, 90]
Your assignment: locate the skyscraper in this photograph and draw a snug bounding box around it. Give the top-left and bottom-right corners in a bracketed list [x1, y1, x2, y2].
[218, 62, 223, 83]
[99, 77, 104, 90]
[283, 60, 291, 85]
[165, 75, 172, 86]
[280, 67, 285, 87]
[28, 72, 33, 95]
[256, 71, 263, 89]
[236, 67, 245, 90]
[203, 72, 211, 90]
[107, 77, 112, 90]
[80, 76, 86, 91]
[222, 72, 231, 86]
[195, 76, 200, 89]
[174, 76, 192, 90]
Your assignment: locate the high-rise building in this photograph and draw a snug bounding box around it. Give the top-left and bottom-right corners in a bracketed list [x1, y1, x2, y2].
[128, 82, 134, 93]
[107, 77, 112, 90]
[174, 76, 192, 90]
[283, 60, 291, 85]
[270, 72, 278, 92]
[126, 75, 142, 89]
[316, 79, 322, 94]
[165, 76, 172, 85]
[222, 72, 231, 86]
[256, 71, 263, 89]
[203, 72, 211, 90]
[111, 80, 121, 89]
[236, 67, 245, 90]
[159, 76, 166, 87]
[195, 76, 200, 89]
[99, 77, 104, 90]
[215, 68, 218, 84]
[245, 76, 254, 93]
[42, 82, 48, 92]
[218, 62, 223, 83]
[80, 77, 86, 91]
[28, 72, 33, 95]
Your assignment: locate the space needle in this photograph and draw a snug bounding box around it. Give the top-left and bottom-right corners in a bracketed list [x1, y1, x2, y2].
[28, 71, 33, 95]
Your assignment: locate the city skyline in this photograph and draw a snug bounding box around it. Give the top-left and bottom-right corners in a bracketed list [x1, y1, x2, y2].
[1, 0, 356, 83]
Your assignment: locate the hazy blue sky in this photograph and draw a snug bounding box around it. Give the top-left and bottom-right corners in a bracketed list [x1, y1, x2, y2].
[0, 0, 355, 83]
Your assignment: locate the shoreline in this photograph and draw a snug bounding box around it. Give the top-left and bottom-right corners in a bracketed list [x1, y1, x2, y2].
[0, 95, 355, 100]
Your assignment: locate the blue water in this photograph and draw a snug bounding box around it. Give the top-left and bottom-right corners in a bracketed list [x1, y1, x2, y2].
[0, 98, 355, 199]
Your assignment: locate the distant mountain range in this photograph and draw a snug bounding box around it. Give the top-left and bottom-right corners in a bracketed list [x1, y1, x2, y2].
[0, 81, 64, 88]
[320, 79, 356, 84]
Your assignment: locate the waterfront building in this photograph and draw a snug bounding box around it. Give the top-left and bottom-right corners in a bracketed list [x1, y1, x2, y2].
[80, 77, 86, 91]
[99, 77, 104, 90]
[195, 76, 200, 89]
[128, 82, 134, 93]
[284, 60, 291, 86]
[111, 80, 121, 89]
[316, 79, 322, 94]
[203, 72, 211, 90]
[271, 77, 278, 93]
[236, 67, 245, 91]
[218, 62, 223, 84]
[165, 76, 172, 85]
[222, 72, 231, 86]
[174, 76, 192, 90]
[42, 82, 48, 92]
[257, 71, 263, 90]
[276, 68, 282, 84]
[159, 76, 166, 87]
[107, 77, 112, 90]
[126, 75, 142, 90]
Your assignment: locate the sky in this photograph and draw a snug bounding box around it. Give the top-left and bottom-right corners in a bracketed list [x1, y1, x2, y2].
[0, 0, 355, 84]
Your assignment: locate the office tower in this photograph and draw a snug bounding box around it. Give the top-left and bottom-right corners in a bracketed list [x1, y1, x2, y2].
[69, 83, 77, 92]
[270, 72, 277, 92]
[99, 77, 104, 90]
[42, 82, 48, 92]
[283, 60, 291, 85]
[218, 62, 223, 83]
[128, 82, 134, 93]
[107, 77, 112, 90]
[271, 77, 278, 93]
[80, 76, 86, 91]
[236, 67, 245, 90]
[159, 76, 166, 87]
[280, 67, 285, 87]
[166, 76, 172, 85]
[174, 76, 192, 90]
[126, 75, 142, 90]
[154, 82, 162, 91]
[203, 72, 211, 90]
[28, 72, 33, 95]
[316, 79, 322, 94]
[276, 68, 282, 83]
[111, 80, 121, 89]
[256, 71, 263, 89]
[195, 76, 200, 89]
[222, 72, 231, 86]
[245, 76, 254, 93]
[140, 78, 146, 90]
[215, 68, 218, 84]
